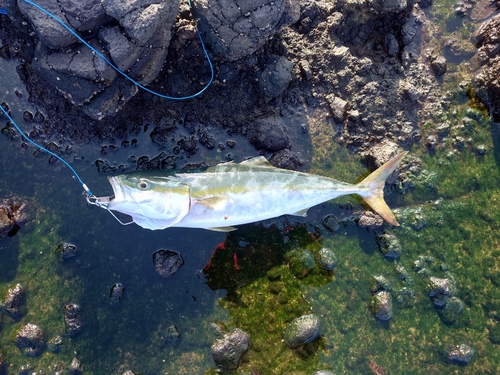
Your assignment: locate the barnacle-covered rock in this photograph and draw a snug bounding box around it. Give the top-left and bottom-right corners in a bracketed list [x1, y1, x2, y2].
[14, 323, 45, 356]
[284, 314, 320, 348]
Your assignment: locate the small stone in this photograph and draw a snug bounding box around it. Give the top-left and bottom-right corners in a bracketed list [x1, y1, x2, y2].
[70, 357, 82, 373]
[3, 283, 25, 316]
[122, 371, 136, 375]
[357, 211, 384, 227]
[377, 233, 402, 259]
[425, 276, 457, 306]
[447, 343, 475, 363]
[438, 296, 464, 323]
[425, 134, 438, 149]
[47, 335, 63, 353]
[312, 371, 336, 375]
[370, 275, 391, 294]
[326, 94, 348, 123]
[55, 242, 78, 262]
[14, 323, 45, 356]
[284, 314, 320, 348]
[109, 283, 124, 305]
[165, 325, 181, 341]
[369, 291, 393, 320]
[63, 304, 83, 336]
[17, 363, 34, 375]
[211, 328, 250, 372]
[152, 249, 184, 278]
[431, 56, 447, 76]
[317, 247, 337, 271]
[323, 214, 340, 232]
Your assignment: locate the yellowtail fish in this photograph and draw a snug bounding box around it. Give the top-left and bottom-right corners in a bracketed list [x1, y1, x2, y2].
[105, 152, 407, 231]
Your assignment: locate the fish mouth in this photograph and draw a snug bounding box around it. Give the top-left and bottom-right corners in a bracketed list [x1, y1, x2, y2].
[107, 176, 125, 203]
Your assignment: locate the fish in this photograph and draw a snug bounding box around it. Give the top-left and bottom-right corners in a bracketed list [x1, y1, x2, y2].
[105, 152, 408, 231]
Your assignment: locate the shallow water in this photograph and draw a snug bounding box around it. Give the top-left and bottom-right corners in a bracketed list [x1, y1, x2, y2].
[2, 7, 500, 375]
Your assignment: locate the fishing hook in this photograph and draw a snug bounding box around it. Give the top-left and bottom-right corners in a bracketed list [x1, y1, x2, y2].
[86, 194, 135, 226]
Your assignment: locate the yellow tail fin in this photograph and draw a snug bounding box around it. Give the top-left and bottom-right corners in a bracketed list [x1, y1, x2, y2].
[356, 152, 408, 226]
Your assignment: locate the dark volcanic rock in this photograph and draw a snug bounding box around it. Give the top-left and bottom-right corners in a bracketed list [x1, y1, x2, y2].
[284, 314, 320, 348]
[247, 116, 291, 152]
[268, 148, 303, 170]
[191, 0, 299, 61]
[153, 249, 184, 278]
[473, 14, 500, 118]
[14, 323, 45, 356]
[257, 55, 294, 100]
[211, 328, 250, 372]
[55, 242, 78, 262]
[3, 283, 25, 316]
[63, 304, 83, 336]
[16, 0, 180, 119]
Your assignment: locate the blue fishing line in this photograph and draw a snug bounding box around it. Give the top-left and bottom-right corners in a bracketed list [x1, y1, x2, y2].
[0, 0, 214, 197]
[0, 104, 93, 195]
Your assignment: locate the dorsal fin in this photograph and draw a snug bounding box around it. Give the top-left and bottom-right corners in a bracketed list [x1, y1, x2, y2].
[240, 156, 274, 168]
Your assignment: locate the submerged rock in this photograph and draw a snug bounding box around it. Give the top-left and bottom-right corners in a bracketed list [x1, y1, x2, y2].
[109, 283, 125, 305]
[211, 328, 250, 372]
[377, 233, 402, 259]
[312, 372, 336, 375]
[369, 291, 393, 321]
[63, 304, 83, 336]
[0, 205, 15, 238]
[3, 283, 25, 316]
[14, 323, 45, 356]
[317, 247, 338, 271]
[152, 249, 184, 278]
[0, 199, 34, 239]
[284, 314, 320, 348]
[446, 343, 475, 363]
[425, 276, 457, 306]
[287, 248, 315, 278]
[47, 335, 63, 353]
[0, 352, 4, 373]
[55, 242, 78, 262]
[438, 296, 464, 323]
[165, 325, 181, 342]
[70, 357, 82, 374]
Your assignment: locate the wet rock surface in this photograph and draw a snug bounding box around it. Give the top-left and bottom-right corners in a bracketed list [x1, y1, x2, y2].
[284, 314, 320, 348]
[63, 303, 83, 336]
[152, 249, 184, 278]
[14, 323, 45, 356]
[211, 328, 250, 372]
[3, 283, 25, 316]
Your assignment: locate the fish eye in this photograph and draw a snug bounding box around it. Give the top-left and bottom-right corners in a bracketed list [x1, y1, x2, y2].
[137, 180, 150, 190]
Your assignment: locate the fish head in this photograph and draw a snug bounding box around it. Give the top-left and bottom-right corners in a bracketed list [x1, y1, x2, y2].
[106, 173, 190, 230]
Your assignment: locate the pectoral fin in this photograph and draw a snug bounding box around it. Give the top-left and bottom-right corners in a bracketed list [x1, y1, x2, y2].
[195, 196, 230, 210]
[207, 226, 237, 232]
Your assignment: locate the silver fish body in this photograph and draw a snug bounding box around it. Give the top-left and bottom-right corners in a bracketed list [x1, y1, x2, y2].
[106, 153, 407, 231]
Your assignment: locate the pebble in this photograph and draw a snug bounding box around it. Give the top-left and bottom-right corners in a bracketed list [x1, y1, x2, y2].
[284, 314, 320, 348]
